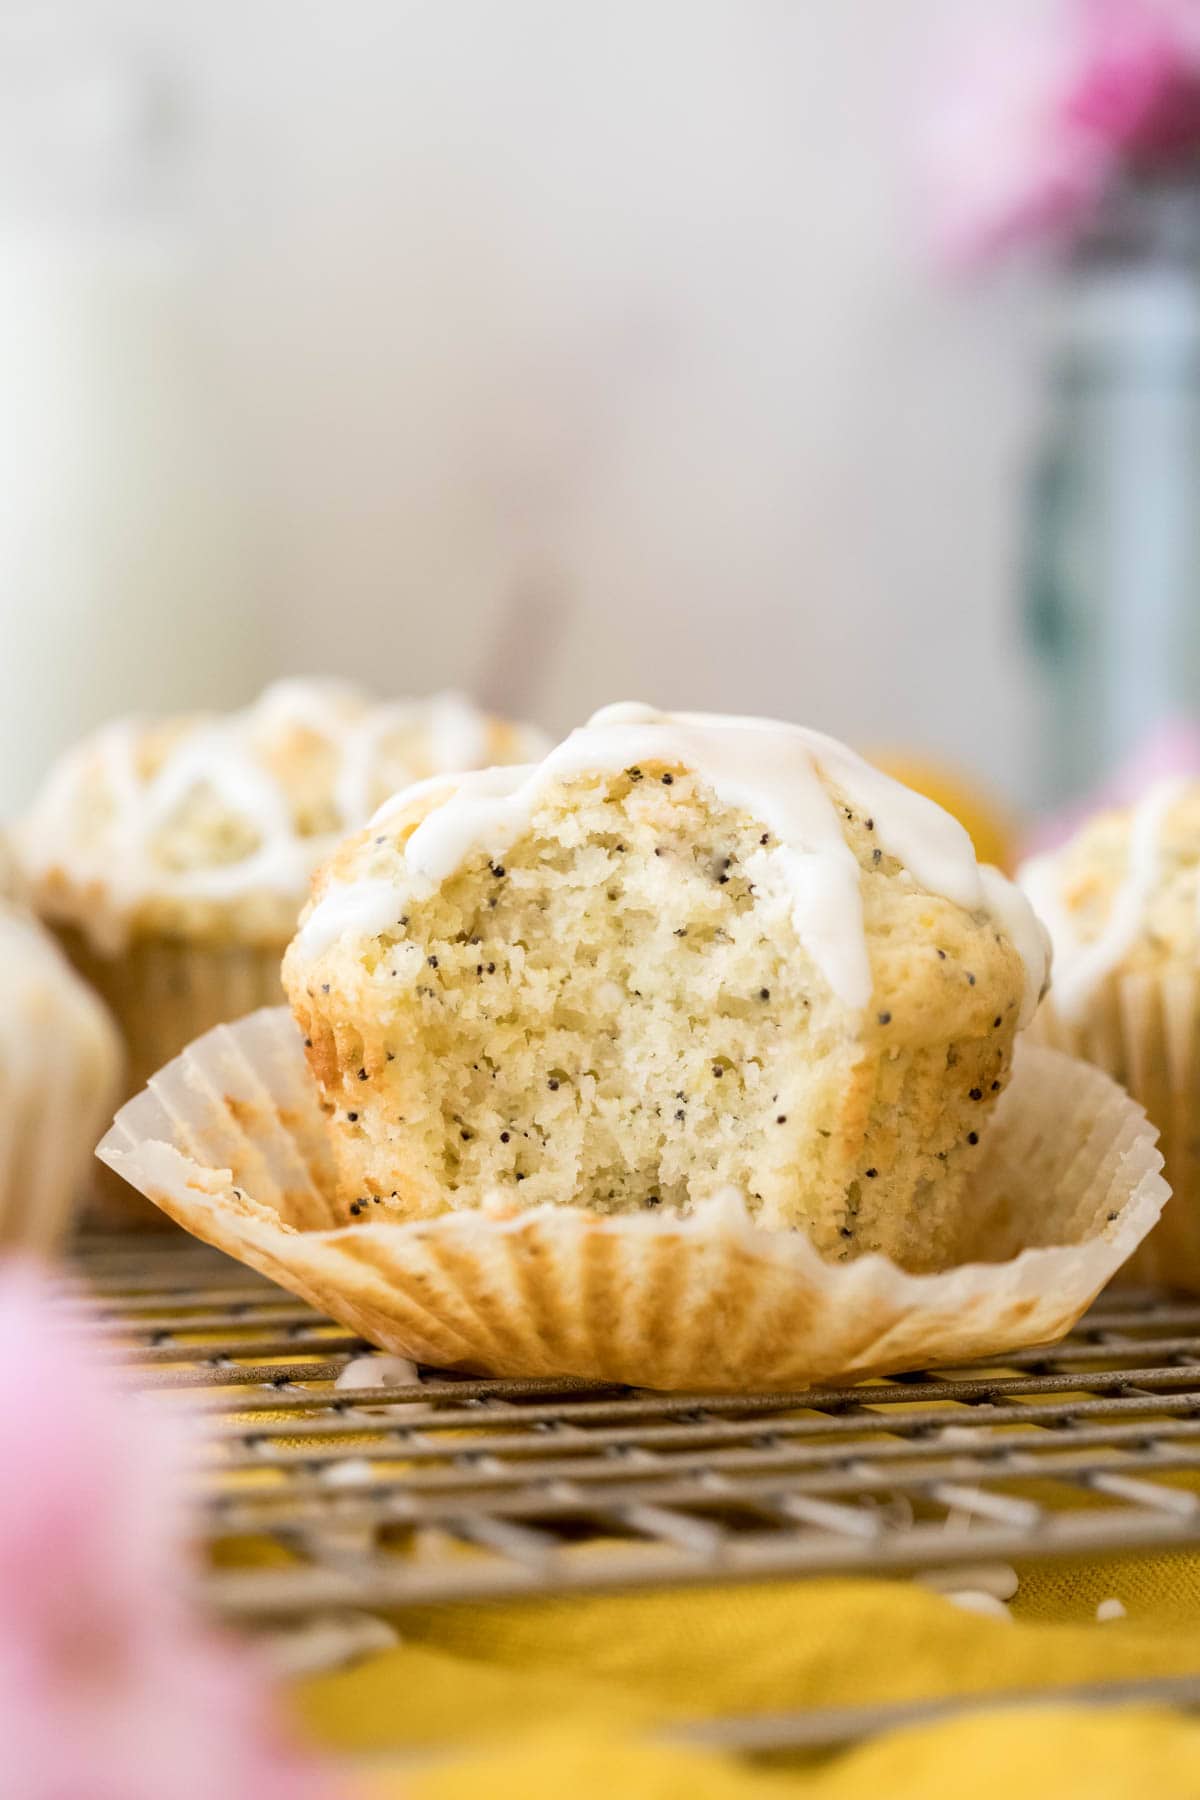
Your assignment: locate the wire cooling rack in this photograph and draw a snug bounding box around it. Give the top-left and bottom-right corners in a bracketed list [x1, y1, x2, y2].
[69, 1232, 1200, 1753]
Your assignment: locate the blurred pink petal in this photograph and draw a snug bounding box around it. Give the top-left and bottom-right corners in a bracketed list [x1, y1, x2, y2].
[0, 1261, 347, 1800]
[921, 12, 1113, 271]
[921, 0, 1200, 270]
[1069, 0, 1200, 158]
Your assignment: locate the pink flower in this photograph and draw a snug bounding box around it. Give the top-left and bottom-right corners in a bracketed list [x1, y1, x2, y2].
[922, 0, 1200, 271]
[1069, 0, 1200, 158]
[0, 1262, 348, 1800]
[921, 13, 1113, 270]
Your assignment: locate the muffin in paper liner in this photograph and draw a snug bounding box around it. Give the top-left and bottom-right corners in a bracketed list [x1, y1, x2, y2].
[19, 681, 551, 1229]
[0, 909, 122, 1253]
[57, 927, 284, 1229]
[1029, 971, 1200, 1290]
[284, 702, 1054, 1267]
[97, 1008, 1168, 1389]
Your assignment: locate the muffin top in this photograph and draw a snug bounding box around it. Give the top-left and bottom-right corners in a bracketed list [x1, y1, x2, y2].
[293, 701, 1049, 1025]
[18, 680, 548, 952]
[1020, 777, 1200, 1023]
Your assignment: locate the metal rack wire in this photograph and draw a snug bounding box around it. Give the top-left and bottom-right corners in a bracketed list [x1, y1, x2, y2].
[70, 1232, 1200, 1753]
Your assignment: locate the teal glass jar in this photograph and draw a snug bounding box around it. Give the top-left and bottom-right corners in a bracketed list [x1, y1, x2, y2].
[1025, 173, 1200, 810]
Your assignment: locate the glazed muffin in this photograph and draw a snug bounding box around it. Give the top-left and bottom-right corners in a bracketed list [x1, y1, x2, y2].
[1021, 777, 1200, 1287]
[0, 903, 121, 1251]
[18, 679, 546, 1222]
[99, 706, 1162, 1387]
[283, 703, 1049, 1271]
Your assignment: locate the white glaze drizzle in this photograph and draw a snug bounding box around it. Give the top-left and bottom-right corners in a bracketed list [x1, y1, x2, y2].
[296, 701, 1048, 1020]
[21, 680, 545, 946]
[293, 766, 542, 960]
[298, 878, 420, 959]
[979, 865, 1052, 1028]
[1020, 776, 1188, 1026]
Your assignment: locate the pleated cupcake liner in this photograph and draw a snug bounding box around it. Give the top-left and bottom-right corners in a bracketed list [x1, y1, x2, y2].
[97, 1007, 1168, 1390]
[1030, 968, 1200, 1290]
[0, 972, 122, 1254]
[55, 927, 286, 1229]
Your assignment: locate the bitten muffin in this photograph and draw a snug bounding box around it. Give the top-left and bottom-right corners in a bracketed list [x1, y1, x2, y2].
[1021, 777, 1200, 1287]
[283, 703, 1048, 1270]
[0, 903, 121, 1250]
[17, 679, 546, 1223]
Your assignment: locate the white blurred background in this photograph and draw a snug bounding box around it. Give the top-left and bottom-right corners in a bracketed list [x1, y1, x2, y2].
[0, 0, 1051, 810]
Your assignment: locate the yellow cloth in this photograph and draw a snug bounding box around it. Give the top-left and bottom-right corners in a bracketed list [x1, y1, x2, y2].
[293, 1562, 1200, 1798]
[238, 1329, 1200, 1794]
[362, 1711, 1200, 1800]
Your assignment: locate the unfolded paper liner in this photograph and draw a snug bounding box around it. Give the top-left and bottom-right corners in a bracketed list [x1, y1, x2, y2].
[55, 926, 285, 1229]
[1029, 969, 1200, 1291]
[98, 1008, 1169, 1390]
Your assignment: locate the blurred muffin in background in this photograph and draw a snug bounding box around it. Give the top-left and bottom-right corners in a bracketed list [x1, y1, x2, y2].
[0, 832, 17, 903]
[1021, 779, 1200, 1289]
[17, 679, 546, 1223]
[0, 903, 121, 1251]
